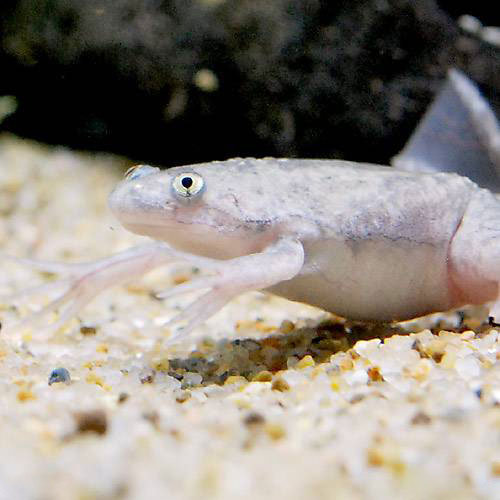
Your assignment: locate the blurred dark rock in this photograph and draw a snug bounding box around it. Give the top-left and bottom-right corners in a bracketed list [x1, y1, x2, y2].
[0, 0, 498, 166]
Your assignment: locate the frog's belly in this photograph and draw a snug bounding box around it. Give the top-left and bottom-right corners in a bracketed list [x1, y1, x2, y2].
[266, 238, 453, 321]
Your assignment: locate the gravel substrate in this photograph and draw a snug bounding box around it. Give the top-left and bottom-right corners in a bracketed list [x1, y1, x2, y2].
[0, 135, 499, 500]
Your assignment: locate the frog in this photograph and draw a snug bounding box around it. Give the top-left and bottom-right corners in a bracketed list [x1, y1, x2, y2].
[5, 70, 500, 344]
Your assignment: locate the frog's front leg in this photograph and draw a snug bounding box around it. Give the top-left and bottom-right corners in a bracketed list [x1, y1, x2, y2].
[158, 238, 304, 343]
[4, 238, 304, 341]
[3, 242, 208, 334]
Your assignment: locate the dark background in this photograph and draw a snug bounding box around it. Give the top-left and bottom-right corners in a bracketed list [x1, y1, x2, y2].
[0, 0, 498, 167]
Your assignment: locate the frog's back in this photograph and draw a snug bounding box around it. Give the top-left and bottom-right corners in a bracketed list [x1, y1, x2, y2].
[212, 158, 477, 245]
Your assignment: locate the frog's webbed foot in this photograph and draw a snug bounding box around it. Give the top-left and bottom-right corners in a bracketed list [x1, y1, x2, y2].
[2, 243, 179, 335]
[156, 238, 305, 344]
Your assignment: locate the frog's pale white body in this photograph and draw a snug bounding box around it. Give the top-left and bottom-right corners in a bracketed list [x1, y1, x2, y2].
[110, 159, 478, 323]
[5, 70, 500, 341]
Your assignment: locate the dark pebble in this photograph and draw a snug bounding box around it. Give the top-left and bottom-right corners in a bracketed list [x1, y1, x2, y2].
[48, 367, 71, 385]
[80, 325, 97, 335]
[243, 412, 265, 427]
[74, 409, 107, 435]
[139, 369, 156, 384]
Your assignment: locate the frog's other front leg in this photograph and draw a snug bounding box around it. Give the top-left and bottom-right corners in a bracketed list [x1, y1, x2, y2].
[449, 189, 500, 321]
[160, 238, 304, 344]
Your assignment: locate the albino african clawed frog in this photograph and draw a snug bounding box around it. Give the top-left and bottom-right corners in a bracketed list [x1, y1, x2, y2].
[108, 157, 498, 324]
[5, 70, 500, 343]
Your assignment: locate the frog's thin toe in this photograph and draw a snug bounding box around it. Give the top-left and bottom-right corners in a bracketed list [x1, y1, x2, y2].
[6, 282, 91, 334]
[3, 243, 174, 336]
[3, 253, 87, 275]
[164, 290, 233, 345]
[3, 278, 71, 303]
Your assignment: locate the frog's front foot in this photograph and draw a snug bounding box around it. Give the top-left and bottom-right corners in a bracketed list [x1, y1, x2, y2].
[2, 243, 175, 335]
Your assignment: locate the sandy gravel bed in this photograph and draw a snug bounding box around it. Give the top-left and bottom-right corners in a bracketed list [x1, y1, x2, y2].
[0, 135, 499, 500]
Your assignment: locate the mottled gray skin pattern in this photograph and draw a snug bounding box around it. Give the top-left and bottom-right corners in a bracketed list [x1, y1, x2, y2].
[110, 158, 493, 322]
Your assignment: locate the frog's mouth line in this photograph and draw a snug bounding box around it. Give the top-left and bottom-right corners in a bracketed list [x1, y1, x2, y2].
[119, 221, 184, 237]
[119, 218, 219, 238]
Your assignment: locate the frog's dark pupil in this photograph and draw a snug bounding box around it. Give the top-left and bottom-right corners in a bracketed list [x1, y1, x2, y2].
[181, 177, 193, 189]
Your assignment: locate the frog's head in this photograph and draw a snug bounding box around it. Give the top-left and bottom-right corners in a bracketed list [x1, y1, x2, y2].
[108, 162, 276, 258]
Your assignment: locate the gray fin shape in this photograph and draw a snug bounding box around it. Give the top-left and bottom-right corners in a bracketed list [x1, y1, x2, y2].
[392, 69, 500, 191]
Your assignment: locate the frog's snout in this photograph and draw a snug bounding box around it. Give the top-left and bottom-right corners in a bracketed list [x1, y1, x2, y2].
[108, 178, 175, 230]
[108, 181, 133, 222]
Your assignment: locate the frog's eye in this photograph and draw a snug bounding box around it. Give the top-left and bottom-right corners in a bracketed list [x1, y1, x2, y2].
[124, 164, 159, 181]
[172, 172, 205, 198]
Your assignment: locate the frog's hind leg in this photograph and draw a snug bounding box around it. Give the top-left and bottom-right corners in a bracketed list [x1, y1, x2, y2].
[449, 189, 500, 323]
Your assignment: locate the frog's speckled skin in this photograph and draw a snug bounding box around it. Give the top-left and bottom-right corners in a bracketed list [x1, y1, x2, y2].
[6, 70, 500, 341]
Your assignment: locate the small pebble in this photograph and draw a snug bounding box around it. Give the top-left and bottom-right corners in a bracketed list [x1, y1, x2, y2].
[367, 366, 384, 382]
[142, 410, 160, 429]
[139, 369, 156, 384]
[411, 412, 432, 425]
[271, 377, 290, 392]
[296, 355, 315, 369]
[339, 357, 354, 371]
[243, 412, 266, 427]
[491, 461, 500, 477]
[80, 325, 97, 335]
[350, 394, 366, 404]
[265, 423, 286, 441]
[252, 370, 273, 382]
[118, 392, 129, 404]
[175, 391, 191, 403]
[279, 320, 295, 334]
[181, 372, 203, 388]
[17, 390, 36, 402]
[152, 358, 170, 372]
[456, 356, 481, 379]
[74, 409, 107, 435]
[96, 343, 109, 354]
[48, 367, 71, 386]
